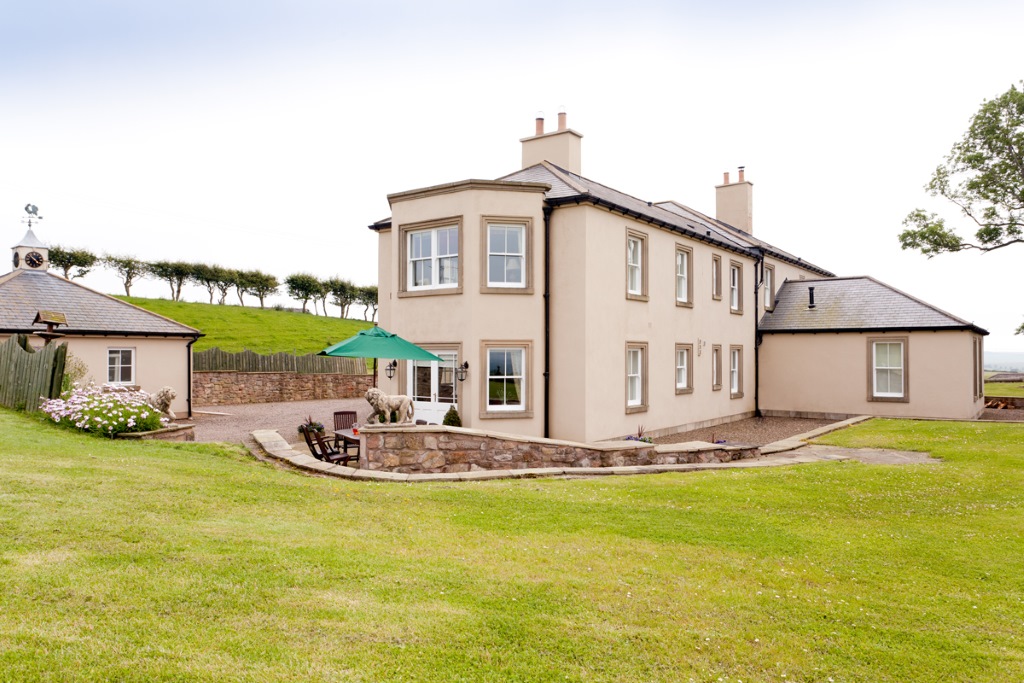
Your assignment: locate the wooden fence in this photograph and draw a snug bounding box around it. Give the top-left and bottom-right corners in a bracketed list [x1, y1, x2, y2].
[0, 335, 67, 412]
[193, 348, 364, 375]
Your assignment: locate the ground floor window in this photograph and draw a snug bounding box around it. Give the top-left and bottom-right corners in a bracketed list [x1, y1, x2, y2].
[730, 345, 743, 398]
[626, 343, 648, 412]
[107, 348, 135, 384]
[711, 344, 722, 391]
[870, 338, 908, 401]
[973, 336, 984, 399]
[486, 347, 525, 411]
[675, 344, 693, 394]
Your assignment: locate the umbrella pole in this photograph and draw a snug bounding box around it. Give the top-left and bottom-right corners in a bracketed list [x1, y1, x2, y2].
[373, 357, 378, 388]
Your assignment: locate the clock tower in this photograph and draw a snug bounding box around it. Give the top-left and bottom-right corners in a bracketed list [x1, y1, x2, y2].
[12, 204, 49, 272]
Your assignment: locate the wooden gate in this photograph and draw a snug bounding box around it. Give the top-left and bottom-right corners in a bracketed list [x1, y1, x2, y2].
[0, 335, 68, 411]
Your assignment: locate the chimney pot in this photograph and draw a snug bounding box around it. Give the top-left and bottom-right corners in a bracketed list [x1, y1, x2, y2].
[723, 171, 730, 185]
[808, 286, 816, 309]
[738, 166, 745, 182]
[535, 112, 545, 136]
[557, 108, 567, 131]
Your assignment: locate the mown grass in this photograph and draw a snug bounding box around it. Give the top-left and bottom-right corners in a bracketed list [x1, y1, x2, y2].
[117, 296, 372, 354]
[1, 411, 1023, 681]
[985, 381, 1024, 398]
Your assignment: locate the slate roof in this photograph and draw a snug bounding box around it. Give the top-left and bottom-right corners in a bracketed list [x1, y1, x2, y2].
[758, 276, 988, 335]
[374, 161, 834, 276]
[0, 270, 201, 337]
[12, 228, 46, 249]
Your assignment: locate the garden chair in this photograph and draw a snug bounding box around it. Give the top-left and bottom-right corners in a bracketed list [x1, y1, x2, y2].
[300, 426, 358, 466]
[332, 410, 357, 449]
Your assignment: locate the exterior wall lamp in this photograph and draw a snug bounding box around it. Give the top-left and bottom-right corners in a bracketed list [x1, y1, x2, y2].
[455, 361, 469, 382]
[384, 359, 398, 380]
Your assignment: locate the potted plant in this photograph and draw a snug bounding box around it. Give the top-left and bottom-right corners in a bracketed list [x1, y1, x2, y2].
[298, 415, 325, 435]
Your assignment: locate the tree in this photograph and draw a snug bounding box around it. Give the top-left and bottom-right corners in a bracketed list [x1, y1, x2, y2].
[312, 279, 330, 316]
[899, 82, 1024, 332]
[215, 268, 237, 305]
[242, 270, 279, 309]
[189, 263, 225, 304]
[103, 255, 146, 296]
[285, 273, 321, 313]
[49, 245, 97, 279]
[326, 277, 358, 318]
[230, 269, 251, 306]
[147, 261, 192, 301]
[357, 284, 378, 321]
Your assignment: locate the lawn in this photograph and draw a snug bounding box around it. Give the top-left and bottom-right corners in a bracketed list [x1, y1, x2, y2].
[1, 411, 1023, 681]
[117, 296, 373, 354]
[985, 381, 1024, 398]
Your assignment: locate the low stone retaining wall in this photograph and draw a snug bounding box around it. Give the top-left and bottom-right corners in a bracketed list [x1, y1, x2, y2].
[362, 425, 759, 474]
[115, 424, 195, 442]
[193, 371, 373, 406]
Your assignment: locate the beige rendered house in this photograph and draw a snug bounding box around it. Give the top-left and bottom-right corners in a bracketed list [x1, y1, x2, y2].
[2, 229, 201, 416]
[370, 114, 986, 442]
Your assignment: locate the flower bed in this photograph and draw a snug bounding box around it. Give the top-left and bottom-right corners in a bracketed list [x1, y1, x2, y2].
[40, 384, 168, 438]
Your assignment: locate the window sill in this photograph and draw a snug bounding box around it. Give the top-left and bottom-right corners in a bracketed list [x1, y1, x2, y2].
[730, 308, 744, 315]
[625, 404, 648, 414]
[868, 395, 909, 403]
[480, 285, 534, 295]
[478, 410, 533, 419]
[398, 287, 463, 299]
[626, 293, 649, 302]
[675, 300, 693, 309]
[675, 387, 693, 395]
[712, 294, 722, 301]
[730, 391, 744, 399]
[712, 384, 722, 392]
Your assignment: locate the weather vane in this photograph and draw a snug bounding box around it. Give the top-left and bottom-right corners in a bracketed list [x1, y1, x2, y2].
[22, 203, 43, 229]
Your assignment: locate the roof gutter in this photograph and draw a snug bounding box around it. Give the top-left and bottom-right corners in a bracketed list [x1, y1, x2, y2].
[760, 325, 990, 336]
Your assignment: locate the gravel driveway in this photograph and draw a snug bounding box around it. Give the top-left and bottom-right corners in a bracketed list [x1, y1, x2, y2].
[189, 398, 374, 447]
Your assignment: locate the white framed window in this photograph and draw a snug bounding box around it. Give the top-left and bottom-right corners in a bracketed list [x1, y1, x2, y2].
[729, 261, 742, 312]
[872, 341, 905, 398]
[627, 236, 643, 296]
[107, 348, 135, 385]
[675, 246, 692, 305]
[626, 344, 646, 410]
[712, 344, 722, 391]
[730, 345, 743, 398]
[675, 344, 693, 394]
[763, 264, 775, 311]
[408, 225, 458, 290]
[486, 347, 525, 411]
[487, 223, 525, 288]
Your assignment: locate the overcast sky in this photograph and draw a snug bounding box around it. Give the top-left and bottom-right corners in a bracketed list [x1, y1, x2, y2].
[3, 1, 1022, 350]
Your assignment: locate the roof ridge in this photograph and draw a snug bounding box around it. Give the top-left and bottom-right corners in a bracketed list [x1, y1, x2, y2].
[537, 161, 590, 194]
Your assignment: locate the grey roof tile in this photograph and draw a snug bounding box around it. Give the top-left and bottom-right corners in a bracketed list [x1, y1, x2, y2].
[0, 270, 200, 336]
[759, 276, 987, 334]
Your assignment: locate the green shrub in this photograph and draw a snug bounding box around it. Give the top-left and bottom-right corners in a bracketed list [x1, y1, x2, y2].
[442, 406, 462, 427]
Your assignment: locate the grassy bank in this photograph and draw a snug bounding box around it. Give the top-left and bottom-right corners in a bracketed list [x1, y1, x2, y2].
[1, 411, 1023, 681]
[118, 296, 372, 354]
[985, 381, 1024, 397]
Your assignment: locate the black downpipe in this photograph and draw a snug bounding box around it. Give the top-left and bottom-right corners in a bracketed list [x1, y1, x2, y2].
[753, 249, 763, 418]
[186, 337, 197, 418]
[543, 205, 553, 439]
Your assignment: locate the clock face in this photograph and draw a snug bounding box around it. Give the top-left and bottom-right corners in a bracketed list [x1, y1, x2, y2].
[12, 252, 19, 268]
[25, 251, 44, 268]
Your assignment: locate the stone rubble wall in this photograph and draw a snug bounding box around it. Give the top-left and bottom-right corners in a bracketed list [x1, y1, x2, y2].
[193, 371, 373, 406]
[362, 426, 757, 474]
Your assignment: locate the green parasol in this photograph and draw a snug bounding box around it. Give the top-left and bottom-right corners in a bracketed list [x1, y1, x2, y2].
[319, 326, 443, 387]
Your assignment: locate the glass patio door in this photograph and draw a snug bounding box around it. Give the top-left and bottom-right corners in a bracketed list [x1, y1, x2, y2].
[408, 351, 457, 424]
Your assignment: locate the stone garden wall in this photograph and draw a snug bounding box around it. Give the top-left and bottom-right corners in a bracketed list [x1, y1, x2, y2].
[193, 371, 374, 406]
[361, 425, 759, 474]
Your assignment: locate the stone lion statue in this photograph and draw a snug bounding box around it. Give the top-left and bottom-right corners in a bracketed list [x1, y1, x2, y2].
[365, 387, 414, 424]
[148, 386, 177, 420]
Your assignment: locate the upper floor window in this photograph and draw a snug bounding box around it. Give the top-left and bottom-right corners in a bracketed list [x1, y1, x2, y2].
[487, 223, 525, 288]
[408, 225, 459, 290]
[729, 261, 743, 313]
[108, 348, 135, 385]
[763, 264, 775, 311]
[675, 246, 692, 306]
[711, 254, 722, 300]
[625, 230, 648, 301]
